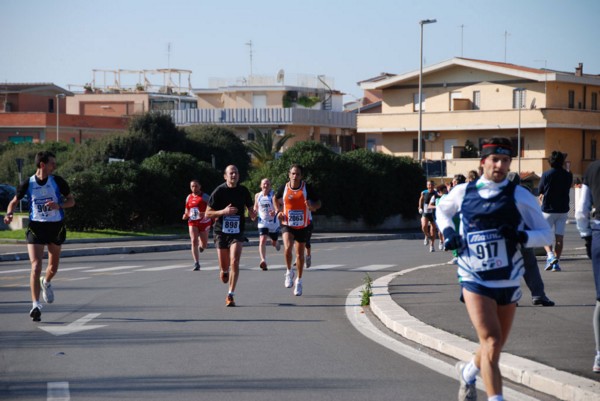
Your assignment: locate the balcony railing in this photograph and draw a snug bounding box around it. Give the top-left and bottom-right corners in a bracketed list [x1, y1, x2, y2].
[167, 108, 356, 129]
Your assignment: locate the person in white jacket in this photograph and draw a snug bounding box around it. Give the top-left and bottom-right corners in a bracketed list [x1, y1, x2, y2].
[436, 137, 553, 401]
[575, 159, 600, 373]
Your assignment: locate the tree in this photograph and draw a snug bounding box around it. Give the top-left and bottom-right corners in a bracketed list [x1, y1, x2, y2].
[183, 125, 251, 180]
[246, 128, 294, 167]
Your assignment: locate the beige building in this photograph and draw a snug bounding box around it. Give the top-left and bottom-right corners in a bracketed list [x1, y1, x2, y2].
[359, 57, 600, 179]
[169, 74, 357, 153]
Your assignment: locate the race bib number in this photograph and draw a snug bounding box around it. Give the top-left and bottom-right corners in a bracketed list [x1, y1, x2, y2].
[222, 215, 241, 234]
[189, 207, 200, 221]
[34, 198, 58, 219]
[465, 229, 509, 271]
[287, 210, 304, 227]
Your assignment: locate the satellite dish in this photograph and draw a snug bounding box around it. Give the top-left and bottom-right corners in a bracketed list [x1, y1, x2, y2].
[276, 69, 285, 84]
[530, 97, 537, 109]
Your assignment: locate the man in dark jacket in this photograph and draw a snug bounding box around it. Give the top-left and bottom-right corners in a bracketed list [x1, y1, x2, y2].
[538, 151, 573, 271]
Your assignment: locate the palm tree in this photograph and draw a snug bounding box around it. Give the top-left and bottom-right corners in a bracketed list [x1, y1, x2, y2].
[246, 128, 294, 167]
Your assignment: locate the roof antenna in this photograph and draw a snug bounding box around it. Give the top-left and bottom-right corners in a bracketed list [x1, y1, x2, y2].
[245, 40, 253, 78]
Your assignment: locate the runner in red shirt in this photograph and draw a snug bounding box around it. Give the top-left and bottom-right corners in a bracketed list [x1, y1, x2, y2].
[182, 179, 212, 271]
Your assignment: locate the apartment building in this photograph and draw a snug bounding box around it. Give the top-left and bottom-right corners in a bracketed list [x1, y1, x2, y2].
[169, 74, 358, 153]
[0, 83, 128, 144]
[359, 58, 600, 178]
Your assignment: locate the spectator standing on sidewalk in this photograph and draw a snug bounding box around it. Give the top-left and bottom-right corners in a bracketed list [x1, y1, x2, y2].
[538, 151, 573, 271]
[182, 179, 212, 271]
[274, 164, 321, 296]
[507, 172, 555, 306]
[205, 165, 257, 307]
[3, 151, 75, 322]
[254, 178, 281, 271]
[575, 159, 600, 372]
[437, 137, 552, 401]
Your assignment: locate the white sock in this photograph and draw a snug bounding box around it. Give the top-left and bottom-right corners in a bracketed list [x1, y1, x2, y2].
[547, 251, 555, 258]
[32, 301, 42, 309]
[462, 359, 479, 384]
[488, 396, 504, 401]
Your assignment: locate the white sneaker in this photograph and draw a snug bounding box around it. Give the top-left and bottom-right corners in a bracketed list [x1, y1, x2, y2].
[456, 362, 477, 401]
[424, 237, 428, 246]
[306, 255, 312, 268]
[294, 278, 302, 296]
[447, 257, 458, 265]
[40, 278, 54, 304]
[439, 241, 444, 251]
[284, 269, 295, 288]
[429, 244, 435, 253]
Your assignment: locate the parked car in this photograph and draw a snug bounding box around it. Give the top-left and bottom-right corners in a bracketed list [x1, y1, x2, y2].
[0, 184, 16, 210]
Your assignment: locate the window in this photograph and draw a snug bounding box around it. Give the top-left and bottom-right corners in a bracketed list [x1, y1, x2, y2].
[247, 131, 255, 141]
[592, 139, 597, 160]
[592, 93, 598, 111]
[413, 93, 426, 111]
[472, 91, 480, 110]
[568, 90, 575, 109]
[48, 98, 54, 113]
[512, 89, 526, 109]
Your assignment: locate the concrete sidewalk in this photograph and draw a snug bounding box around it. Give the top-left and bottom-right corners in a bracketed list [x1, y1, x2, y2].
[1, 227, 598, 400]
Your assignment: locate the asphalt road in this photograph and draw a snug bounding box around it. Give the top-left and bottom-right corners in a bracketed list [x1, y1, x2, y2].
[0, 239, 547, 401]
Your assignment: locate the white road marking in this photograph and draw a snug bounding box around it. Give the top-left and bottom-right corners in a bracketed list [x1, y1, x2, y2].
[309, 264, 344, 270]
[39, 313, 106, 336]
[47, 381, 70, 401]
[136, 264, 189, 271]
[351, 264, 395, 271]
[83, 265, 142, 272]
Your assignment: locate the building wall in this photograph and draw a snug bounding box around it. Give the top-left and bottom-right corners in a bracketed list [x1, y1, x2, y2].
[67, 93, 149, 116]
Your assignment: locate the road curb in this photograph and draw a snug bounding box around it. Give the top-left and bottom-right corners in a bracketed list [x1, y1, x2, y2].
[369, 271, 600, 401]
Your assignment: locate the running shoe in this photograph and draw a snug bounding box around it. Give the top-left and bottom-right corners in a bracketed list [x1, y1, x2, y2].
[424, 237, 428, 246]
[552, 261, 561, 272]
[294, 278, 302, 296]
[40, 277, 54, 304]
[594, 355, 600, 373]
[192, 262, 200, 271]
[274, 241, 281, 251]
[447, 257, 458, 265]
[456, 362, 477, 401]
[199, 246, 204, 253]
[429, 244, 435, 253]
[306, 255, 312, 268]
[284, 269, 295, 288]
[260, 261, 268, 271]
[220, 269, 229, 284]
[226, 294, 235, 307]
[439, 241, 444, 251]
[532, 296, 555, 306]
[29, 306, 41, 322]
[544, 255, 558, 271]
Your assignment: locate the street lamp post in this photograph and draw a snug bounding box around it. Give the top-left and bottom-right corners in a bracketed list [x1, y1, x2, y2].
[418, 18, 437, 163]
[515, 88, 525, 174]
[55, 93, 65, 142]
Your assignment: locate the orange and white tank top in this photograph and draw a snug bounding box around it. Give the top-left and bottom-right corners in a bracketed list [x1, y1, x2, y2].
[282, 181, 309, 229]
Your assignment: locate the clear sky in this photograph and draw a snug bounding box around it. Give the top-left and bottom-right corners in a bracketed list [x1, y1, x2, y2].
[2, 0, 599, 102]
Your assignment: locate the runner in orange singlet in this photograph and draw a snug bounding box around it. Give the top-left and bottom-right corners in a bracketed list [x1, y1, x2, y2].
[274, 164, 321, 296]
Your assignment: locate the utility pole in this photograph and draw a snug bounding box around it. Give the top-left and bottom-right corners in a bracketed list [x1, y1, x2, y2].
[458, 24, 465, 57]
[504, 30, 510, 62]
[246, 40, 253, 78]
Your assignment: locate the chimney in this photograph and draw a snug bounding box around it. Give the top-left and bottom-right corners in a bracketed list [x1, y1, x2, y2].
[575, 63, 583, 76]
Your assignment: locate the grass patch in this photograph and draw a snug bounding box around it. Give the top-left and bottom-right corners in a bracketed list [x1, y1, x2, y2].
[360, 273, 373, 306]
